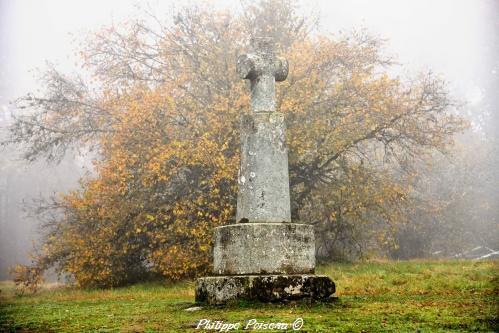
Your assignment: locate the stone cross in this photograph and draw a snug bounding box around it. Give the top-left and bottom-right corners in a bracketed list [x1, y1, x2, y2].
[237, 37, 288, 113]
[195, 37, 335, 304]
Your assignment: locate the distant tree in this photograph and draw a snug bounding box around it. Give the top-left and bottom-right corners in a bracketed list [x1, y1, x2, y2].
[7, 0, 466, 289]
[390, 134, 498, 259]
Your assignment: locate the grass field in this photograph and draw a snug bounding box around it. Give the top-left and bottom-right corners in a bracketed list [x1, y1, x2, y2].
[0, 260, 497, 332]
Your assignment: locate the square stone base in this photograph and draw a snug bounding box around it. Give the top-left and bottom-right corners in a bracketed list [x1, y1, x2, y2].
[195, 275, 335, 305]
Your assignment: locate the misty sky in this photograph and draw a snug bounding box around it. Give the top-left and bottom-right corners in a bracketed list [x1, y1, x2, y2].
[0, 0, 496, 112]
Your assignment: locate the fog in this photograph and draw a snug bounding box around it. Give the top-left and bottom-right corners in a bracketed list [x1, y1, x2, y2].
[0, 0, 497, 279]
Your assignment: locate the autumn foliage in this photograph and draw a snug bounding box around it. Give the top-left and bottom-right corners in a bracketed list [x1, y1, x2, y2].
[9, 0, 466, 289]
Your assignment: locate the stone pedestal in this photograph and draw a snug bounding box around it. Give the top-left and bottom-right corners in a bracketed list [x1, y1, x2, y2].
[213, 223, 315, 275]
[195, 221, 335, 304]
[194, 114, 335, 305]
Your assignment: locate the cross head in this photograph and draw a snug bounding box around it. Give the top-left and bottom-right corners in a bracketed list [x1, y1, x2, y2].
[237, 37, 288, 113]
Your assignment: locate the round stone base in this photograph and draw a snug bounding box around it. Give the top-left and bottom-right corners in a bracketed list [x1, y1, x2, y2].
[213, 223, 315, 275]
[195, 275, 335, 305]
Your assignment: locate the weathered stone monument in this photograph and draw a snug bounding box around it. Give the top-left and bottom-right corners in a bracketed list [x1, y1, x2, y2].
[195, 37, 335, 304]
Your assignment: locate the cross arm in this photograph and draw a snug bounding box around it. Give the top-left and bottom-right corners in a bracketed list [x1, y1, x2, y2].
[273, 57, 289, 82]
[236, 54, 259, 80]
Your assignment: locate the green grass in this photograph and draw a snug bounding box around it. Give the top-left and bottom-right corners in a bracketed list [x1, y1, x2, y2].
[1, 260, 497, 332]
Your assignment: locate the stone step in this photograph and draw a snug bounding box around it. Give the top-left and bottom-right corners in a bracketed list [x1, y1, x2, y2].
[195, 274, 335, 305]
